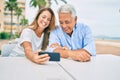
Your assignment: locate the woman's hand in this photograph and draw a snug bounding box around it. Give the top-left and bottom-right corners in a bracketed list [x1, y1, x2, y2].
[31, 50, 50, 64]
[23, 42, 50, 64]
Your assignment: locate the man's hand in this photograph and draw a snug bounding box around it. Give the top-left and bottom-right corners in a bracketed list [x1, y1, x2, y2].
[69, 49, 91, 62]
[50, 43, 69, 58]
[50, 43, 62, 49]
[50, 43, 69, 50]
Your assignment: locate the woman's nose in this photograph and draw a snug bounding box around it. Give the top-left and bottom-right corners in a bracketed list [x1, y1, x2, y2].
[44, 18, 48, 22]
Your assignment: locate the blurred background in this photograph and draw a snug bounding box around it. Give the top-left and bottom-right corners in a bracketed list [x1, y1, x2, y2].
[0, 0, 120, 56]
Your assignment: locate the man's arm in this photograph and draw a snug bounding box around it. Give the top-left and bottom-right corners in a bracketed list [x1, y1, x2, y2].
[68, 49, 91, 62]
[51, 43, 91, 62]
[54, 47, 69, 58]
[50, 43, 69, 58]
[22, 41, 50, 64]
[82, 25, 96, 56]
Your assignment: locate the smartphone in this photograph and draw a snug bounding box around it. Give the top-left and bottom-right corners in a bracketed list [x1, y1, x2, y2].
[38, 52, 60, 61]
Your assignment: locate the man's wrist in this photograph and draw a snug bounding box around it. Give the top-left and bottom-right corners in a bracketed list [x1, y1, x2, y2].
[68, 50, 72, 58]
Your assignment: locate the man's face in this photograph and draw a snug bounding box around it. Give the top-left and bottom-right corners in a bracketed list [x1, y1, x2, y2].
[59, 13, 77, 35]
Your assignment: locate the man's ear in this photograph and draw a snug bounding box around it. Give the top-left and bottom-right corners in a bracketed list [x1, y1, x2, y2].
[75, 16, 77, 22]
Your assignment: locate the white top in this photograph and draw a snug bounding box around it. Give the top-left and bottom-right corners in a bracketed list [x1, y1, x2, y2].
[10, 28, 44, 56]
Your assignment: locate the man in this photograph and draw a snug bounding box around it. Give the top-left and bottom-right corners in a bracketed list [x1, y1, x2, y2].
[48, 4, 96, 62]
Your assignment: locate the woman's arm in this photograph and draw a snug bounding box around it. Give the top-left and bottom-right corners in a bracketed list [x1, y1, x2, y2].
[22, 41, 50, 64]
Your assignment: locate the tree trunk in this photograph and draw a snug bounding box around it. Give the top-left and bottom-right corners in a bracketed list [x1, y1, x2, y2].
[10, 10, 13, 39]
[17, 15, 20, 33]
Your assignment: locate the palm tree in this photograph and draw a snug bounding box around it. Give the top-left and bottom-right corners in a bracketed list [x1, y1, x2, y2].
[30, 0, 46, 9]
[15, 7, 22, 33]
[20, 17, 28, 29]
[5, 0, 18, 38]
[47, 0, 67, 7]
[30, 0, 67, 9]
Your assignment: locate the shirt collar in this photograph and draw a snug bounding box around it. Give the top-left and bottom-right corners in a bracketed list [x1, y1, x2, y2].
[73, 23, 77, 32]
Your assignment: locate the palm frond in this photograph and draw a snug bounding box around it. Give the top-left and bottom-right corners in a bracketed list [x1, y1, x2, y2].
[61, 0, 67, 4]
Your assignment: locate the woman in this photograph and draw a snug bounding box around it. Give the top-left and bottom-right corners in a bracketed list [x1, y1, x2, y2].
[10, 8, 56, 64]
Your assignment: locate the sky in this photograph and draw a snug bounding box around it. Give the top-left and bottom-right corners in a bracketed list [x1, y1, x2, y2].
[25, 0, 120, 37]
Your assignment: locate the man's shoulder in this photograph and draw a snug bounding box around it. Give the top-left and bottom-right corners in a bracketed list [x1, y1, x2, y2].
[76, 22, 90, 29]
[76, 22, 87, 27]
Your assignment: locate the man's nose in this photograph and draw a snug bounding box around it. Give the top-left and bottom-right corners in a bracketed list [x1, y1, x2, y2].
[62, 23, 67, 28]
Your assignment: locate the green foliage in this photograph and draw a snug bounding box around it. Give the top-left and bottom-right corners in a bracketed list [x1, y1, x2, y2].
[5, 0, 18, 11]
[54, 0, 67, 4]
[5, 0, 18, 39]
[20, 17, 28, 27]
[0, 32, 10, 39]
[9, 0, 17, 2]
[14, 33, 19, 38]
[29, 0, 67, 9]
[0, 32, 19, 39]
[15, 7, 22, 16]
[30, 0, 46, 8]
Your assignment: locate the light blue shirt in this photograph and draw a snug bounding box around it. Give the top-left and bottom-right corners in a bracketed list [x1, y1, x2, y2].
[47, 22, 96, 56]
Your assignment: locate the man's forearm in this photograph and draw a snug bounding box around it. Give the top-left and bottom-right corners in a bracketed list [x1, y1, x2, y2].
[53, 48, 69, 58]
[69, 49, 91, 61]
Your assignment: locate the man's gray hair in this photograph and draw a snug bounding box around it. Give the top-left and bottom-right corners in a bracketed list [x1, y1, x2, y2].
[58, 4, 77, 18]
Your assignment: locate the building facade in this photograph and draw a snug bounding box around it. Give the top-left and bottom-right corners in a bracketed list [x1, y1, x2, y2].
[0, 0, 26, 34]
[0, 0, 5, 32]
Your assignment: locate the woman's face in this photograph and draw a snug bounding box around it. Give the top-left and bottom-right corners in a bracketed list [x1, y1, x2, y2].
[37, 10, 52, 29]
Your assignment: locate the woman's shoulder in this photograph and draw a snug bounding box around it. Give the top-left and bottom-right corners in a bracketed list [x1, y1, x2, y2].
[22, 27, 33, 32]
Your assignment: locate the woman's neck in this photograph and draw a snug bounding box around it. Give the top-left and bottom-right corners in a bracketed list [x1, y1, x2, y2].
[35, 29, 44, 37]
